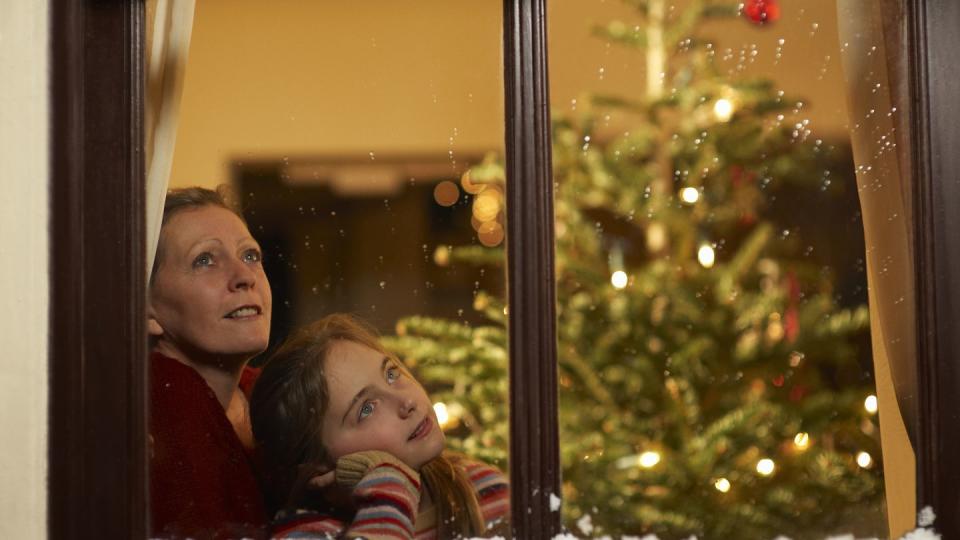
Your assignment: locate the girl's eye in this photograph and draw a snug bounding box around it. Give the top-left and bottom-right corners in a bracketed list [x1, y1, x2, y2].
[242, 249, 262, 263]
[386, 366, 401, 384]
[192, 252, 214, 268]
[358, 401, 375, 421]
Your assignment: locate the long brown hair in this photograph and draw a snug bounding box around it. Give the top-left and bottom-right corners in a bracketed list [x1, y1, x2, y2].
[250, 314, 486, 537]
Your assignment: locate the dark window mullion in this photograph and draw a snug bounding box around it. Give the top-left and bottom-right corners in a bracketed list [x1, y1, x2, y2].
[503, 1, 561, 538]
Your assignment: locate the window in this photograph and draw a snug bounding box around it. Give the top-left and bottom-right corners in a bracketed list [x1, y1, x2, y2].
[49, 1, 960, 538]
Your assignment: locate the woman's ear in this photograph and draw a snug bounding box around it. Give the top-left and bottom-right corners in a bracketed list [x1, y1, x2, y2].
[146, 300, 164, 338]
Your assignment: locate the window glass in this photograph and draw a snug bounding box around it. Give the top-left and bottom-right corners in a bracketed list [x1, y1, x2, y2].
[548, 1, 886, 538]
[168, 0, 510, 531]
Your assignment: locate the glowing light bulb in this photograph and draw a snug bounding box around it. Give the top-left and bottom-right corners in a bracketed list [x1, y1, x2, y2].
[756, 458, 775, 476]
[714, 478, 731, 493]
[638, 451, 661, 468]
[698, 244, 716, 268]
[864, 394, 878, 414]
[611, 270, 628, 289]
[433, 402, 450, 428]
[680, 187, 700, 204]
[856, 451, 873, 469]
[714, 98, 735, 122]
[794, 432, 810, 450]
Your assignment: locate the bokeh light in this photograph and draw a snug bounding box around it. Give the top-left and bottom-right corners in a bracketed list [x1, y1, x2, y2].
[864, 394, 878, 414]
[713, 98, 735, 122]
[433, 402, 450, 428]
[433, 180, 460, 207]
[697, 243, 716, 268]
[756, 458, 775, 476]
[638, 451, 661, 468]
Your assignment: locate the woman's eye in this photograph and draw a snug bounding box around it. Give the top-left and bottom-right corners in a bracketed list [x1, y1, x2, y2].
[358, 402, 375, 420]
[242, 249, 262, 263]
[192, 253, 213, 268]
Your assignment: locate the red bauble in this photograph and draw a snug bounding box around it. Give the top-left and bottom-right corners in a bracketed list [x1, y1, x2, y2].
[743, 0, 781, 25]
[784, 271, 801, 343]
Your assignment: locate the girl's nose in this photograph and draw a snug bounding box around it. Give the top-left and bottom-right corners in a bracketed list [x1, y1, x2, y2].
[399, 397, 416, 418]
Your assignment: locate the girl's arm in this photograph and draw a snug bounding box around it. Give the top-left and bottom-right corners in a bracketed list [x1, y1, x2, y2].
[271, 451, 422, 540]
[337, 451, 422, 539]
[461, 458, 511, 534]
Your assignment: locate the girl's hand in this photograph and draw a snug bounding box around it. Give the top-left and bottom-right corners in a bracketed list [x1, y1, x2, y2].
[305, 466, 354, 511]
[306, 469, 336, 491]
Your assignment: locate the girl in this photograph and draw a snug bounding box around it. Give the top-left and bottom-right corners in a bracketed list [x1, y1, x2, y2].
[250, 314, 510, 539]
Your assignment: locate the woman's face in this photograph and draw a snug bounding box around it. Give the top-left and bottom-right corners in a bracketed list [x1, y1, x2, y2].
[148, 205, 272, 364]
[321, 340, 445, 469]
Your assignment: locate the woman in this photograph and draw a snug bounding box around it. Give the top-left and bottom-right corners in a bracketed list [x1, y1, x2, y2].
[250, 314, 510, 539]
[148, 187, 272, 538]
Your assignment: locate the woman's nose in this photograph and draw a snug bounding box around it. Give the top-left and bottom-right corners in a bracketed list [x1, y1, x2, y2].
[228, 257, 258, 291]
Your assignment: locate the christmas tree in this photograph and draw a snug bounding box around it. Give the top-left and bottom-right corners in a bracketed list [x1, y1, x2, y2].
[385, 1, 884, 538]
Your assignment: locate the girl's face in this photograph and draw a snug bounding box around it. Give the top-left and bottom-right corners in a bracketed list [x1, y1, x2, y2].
[321, 340, 445, 470]
[148, 205, 272, 363]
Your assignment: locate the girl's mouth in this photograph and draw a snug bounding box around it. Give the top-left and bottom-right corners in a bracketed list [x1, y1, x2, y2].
[408, 416, 432, 441]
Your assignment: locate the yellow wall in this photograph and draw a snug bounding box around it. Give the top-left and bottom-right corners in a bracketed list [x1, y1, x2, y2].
[171, 0, 503, 188]
[171, 0, 851, 189]
[0, 1, 49, 537]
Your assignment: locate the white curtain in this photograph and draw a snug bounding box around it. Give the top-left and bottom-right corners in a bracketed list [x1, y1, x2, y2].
[146, 0, 196, 279]
[837, 1, 916, 537]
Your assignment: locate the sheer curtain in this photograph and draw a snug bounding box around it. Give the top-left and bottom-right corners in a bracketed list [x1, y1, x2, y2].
[146, 0, 196, 278]
[837, 1, 916, 537]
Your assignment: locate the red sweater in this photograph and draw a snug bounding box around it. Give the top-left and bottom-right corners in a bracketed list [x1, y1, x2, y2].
[149, 352, 267, 539]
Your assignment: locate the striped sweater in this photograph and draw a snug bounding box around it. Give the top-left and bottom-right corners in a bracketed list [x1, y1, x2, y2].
[271, 451, 509, 539]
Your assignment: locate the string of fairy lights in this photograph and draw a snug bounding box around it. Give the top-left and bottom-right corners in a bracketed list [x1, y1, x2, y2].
[428, 94, 879, 497]
[433, 392, 878, 494]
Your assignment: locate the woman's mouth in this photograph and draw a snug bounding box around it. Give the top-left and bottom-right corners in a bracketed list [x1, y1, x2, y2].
[408, 416, 433, 441]
[225, 305, 261, 319]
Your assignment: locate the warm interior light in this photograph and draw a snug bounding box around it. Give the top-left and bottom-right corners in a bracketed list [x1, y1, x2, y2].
[698, 244, 716, 268]
[611, 270, 628, 289]
[638, 451, 661, 468]
[714, 478, 731, 493]
[680, 187, 700, 204]
[713, 98, 735, 122]
[864, 394, 878, 414]
[472, 190, 501, 221]
[433, 402, 450, 428]
[433, 180, 460, 207]
[856, 451, 873, 469]
[793, 432, 810, 450]
[756, 458, 775, 476]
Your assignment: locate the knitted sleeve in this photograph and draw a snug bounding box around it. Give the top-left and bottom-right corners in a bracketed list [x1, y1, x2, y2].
[270, 451, 421, 540]
[460, 458, 511, 533]
[338, 451, 422, 539]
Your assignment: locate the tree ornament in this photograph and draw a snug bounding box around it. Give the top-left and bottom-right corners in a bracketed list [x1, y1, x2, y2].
[784, 271, 801, 343]
[789, 383, 808, 402]
[743, 0, 781, 25]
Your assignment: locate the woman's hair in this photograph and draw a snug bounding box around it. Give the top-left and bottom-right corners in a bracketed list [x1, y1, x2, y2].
[151, 185, 245, 280]
[250, 313, 486, 537]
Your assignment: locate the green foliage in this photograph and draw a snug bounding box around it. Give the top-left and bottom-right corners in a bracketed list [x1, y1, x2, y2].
[388, 1, 882, 538]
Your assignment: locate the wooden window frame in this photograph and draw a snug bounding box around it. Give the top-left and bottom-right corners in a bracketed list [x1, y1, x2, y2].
[48, 0, 958, 538]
